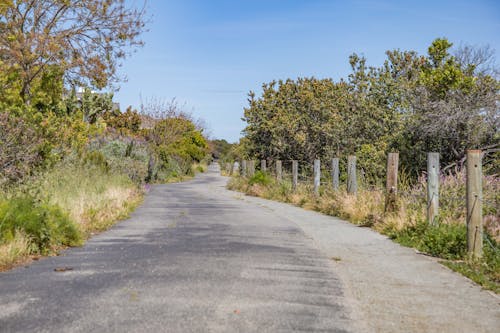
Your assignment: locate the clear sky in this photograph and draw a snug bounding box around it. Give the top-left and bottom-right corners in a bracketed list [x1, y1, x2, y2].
[115, 0, 500, 143]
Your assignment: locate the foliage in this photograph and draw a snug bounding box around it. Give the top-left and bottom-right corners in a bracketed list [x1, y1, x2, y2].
[20, 156, 142, 234]
[210, 139, 233, 160]
[0, 196, 82, 253]
[389, 222, 467, 259]
[443, 239, 500, 293]
[89, 137, 150, 183]
[248, 171, 273, 186]
[0, 0, 146, 102]
[0, 112, 44, 185]
[148, 117, 209, 180]
[242, 38, 499, 178]
[104, 106, 142, 133]
[79, 89, 115, 123]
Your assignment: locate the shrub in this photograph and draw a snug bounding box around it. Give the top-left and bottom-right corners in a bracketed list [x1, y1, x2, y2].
[89, 138, 150, 183]
[248, 171, 272, 186]
[0, 112, 44, 186]
[0, 196, 82, 253]
[103, 106, 141, 133]
[390, 222, 467, 260]
[83, 150, 110, 172]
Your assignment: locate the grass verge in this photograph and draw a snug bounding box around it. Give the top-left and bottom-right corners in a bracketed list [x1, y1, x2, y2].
[0, 160, 143, 271]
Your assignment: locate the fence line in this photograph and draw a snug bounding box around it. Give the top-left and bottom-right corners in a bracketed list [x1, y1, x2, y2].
[230, 149, 490, 258]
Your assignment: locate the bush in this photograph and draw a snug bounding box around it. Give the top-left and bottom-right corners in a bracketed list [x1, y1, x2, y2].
[0, 112, 44, 186]
[248, 171, 272, 186]
[89, 138, 150, 183]
[390, 222, 467, 260]
[0, 196, 82, 253]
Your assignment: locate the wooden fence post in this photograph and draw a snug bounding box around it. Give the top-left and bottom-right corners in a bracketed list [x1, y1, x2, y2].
[466, 150, 483, 258]
[292, 160, 298, 190]
[248, 160, 255, 177]
[427, 153, 439, 224]
[241, 160, 247, 177]
[313, 159, 321, 195]
[261, 160, 267, 172]
[276, 160, 282, 181]
[347, 156, 357, 194]
[232, 161, 240, 176]
[385, 153, 399, 212]
[331, 158, 339, 191]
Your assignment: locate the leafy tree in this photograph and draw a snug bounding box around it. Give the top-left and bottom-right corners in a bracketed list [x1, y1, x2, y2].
[397, 38, 499, 172]
[210, 139, 233, 160]
[149, 117, 209, 169]
[0, 0, 146, 103]
[241, 38, 499, 181]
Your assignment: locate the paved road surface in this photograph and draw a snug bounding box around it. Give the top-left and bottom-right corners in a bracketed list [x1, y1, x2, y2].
[0, 166, 359, 332]
[1, 165, 499, 332]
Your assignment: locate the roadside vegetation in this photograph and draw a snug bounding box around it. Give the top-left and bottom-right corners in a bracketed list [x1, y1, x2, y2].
[0, 1, 211, 270]
[227, 38, 499, 292]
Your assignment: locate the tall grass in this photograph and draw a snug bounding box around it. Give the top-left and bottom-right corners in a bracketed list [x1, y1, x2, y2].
[0, 232, 32, 269]
[0, 158, 143, 271]
[26, 159, 143, 236]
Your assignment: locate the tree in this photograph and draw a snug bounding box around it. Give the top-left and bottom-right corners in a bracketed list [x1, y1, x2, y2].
[0, 0, 146, 103]
[150, 117, 208, 163]
[400, 38, 499, 171]
[241, 38, 499, 179]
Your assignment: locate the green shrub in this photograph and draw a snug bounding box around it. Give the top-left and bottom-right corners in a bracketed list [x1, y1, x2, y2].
[391, 222, 467, 259]
[83, 150, 109, 172]
[0, 196, 82, 253]
[248, 171, 273, 186]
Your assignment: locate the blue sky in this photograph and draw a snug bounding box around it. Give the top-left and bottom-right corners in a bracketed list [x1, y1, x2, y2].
[115, 0, 500, 142]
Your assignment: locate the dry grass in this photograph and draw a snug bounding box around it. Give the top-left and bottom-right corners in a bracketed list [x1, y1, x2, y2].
[79, 187, 143, 235]
[0, 161, 145, 270]
[34, 163, 144, 236]
[0, 232, 32, 271]
[229, 170, 498, 238]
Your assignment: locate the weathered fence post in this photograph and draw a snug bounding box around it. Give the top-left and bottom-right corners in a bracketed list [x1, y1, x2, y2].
[331, 158, 339, 191]
[232, 161, 240, 176]
[276, 160, 282, 181]
[347, 156, 357, 194]
[385, 153, 399, 212]
[427, 152, 439, 224]
[466, 150, 483, 258]
[314, 159, 321, 195]
[292, 160, 298, 190]
[248, 160, 255, 177]
[261, 160, 267, 172]
[241, 160, 247, 177]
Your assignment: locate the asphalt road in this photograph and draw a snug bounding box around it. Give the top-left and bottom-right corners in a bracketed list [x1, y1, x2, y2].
[0, 165, 360, 333]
